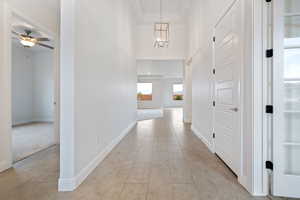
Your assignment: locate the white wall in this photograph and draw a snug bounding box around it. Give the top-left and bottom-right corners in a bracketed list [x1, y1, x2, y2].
[188, 0, 214, 145]
[0, 0, 12, 172]
[183, 64, 192, 123]
[11, 43, 54, 125]
[137, 60, 183, 78]
[136, 24, 187, 60]
[8, 0, 60, 34]
[11, 43, 34, 125]
[60, 0, 137, 191]
[32, 51, 54, 122]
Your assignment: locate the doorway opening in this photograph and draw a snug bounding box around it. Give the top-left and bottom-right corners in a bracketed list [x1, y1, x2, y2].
[6, 9, 59, 165]
[136, 60, 184, 121]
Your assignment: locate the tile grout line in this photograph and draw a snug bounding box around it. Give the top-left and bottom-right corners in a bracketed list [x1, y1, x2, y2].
[168, 113, 205, 197]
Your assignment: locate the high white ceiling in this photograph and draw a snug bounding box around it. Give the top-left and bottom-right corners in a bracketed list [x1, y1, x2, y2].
[132, 0, 191, 25]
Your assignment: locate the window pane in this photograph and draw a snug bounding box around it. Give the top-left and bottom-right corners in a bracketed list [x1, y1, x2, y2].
[284, 146, 300, 175]
[137, 83, 152, 101]
[137, 83, 152, 94]
[284, 48, 300, 79]
[285, 16, 300, 38]
[285, 0, 300, 13]
[173, 84, 183, 101]
[282, 2, 300, 176]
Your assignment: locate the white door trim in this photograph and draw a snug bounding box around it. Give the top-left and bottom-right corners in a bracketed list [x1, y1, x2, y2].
[252, 0, 270, 196]
[1, 3, 60, 170]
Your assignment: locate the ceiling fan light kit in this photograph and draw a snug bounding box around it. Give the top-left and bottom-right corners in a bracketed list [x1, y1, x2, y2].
[12, 29, 54, 50]
[20, 37, 36, 47]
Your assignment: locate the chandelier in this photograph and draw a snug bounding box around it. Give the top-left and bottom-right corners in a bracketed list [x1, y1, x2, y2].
[154, 0, 169, 48]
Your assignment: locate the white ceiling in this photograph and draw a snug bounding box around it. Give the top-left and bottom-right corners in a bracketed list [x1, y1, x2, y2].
[132, 0, 191, 25]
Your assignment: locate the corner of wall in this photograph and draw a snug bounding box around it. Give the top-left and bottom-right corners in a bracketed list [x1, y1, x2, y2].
[191, 124, 214, 153]
[58, 121, 137, 191]
[0, 160, 12, 172]
[183, 116, 192, 123]
[0, 0, 13, 173]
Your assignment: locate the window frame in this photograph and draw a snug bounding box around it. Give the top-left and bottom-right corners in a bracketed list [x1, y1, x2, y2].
[172, 83, 183, 101]
[137, 82, 153, 101]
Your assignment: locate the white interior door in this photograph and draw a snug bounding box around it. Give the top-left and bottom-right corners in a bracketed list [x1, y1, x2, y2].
[273, 0, 300, 198]
[213, 0, 242, 175]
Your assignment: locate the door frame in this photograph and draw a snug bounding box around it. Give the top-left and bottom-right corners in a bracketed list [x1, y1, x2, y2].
[1, 3, 60, 169]
[272, 0, 284, 195]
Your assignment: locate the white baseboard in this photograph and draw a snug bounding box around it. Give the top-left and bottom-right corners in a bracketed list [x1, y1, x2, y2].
[31, 118, 54, 123]
[12, 119, 34, 126]
[238, 175, 249, 191]
[0, 160, 11, 172]
[191, 125, 214, 153]
[58, 121, 137, 191]
[13, 119, 54, 126]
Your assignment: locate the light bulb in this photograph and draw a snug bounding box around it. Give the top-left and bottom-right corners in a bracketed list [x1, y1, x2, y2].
[20, 38, 36, 47]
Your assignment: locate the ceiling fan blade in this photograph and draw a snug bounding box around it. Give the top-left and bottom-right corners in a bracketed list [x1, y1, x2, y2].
[12, 30, 21, 36]
[36, 37, 50, 42]
[37, 42, 54, 50]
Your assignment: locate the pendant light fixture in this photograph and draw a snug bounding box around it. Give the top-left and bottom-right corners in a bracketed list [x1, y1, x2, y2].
[154, 0, 169, 48]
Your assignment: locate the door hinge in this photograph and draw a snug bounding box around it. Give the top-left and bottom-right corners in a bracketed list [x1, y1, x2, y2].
[213, 36, 216, 42]
[213, 133, 216, 139]
[266, 105, 273, 114]
[266, 161, 273, 170]
[213, 69, 216, 74]
[266, 49, 273, 58]
[213, 101, 216, 107]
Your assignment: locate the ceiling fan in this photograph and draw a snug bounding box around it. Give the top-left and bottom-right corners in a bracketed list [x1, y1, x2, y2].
[12, 29, 54, 50]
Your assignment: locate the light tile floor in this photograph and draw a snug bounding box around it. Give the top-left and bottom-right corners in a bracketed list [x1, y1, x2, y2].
[0, 108, 283, 200]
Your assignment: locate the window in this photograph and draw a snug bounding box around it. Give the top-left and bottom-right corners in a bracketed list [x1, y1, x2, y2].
[173, 84, 183, 101]
[137, 83, 153, 101]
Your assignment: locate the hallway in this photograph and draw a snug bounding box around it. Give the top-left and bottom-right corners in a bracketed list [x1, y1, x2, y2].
[0, 109, 266, 200]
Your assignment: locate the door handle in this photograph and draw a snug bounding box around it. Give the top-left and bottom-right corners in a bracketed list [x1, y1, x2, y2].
[229, 107, 238, 112]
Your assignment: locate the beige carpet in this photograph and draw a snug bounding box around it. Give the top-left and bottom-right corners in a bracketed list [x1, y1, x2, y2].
[12, 122, 55, 162]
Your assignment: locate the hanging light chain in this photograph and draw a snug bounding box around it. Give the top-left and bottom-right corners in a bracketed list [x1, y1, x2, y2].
[160, 0, 162, 22]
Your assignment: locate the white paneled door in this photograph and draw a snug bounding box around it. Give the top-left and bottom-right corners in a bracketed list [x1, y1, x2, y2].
[213, 0, 242, 175]
[273, 0, 300, 198]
